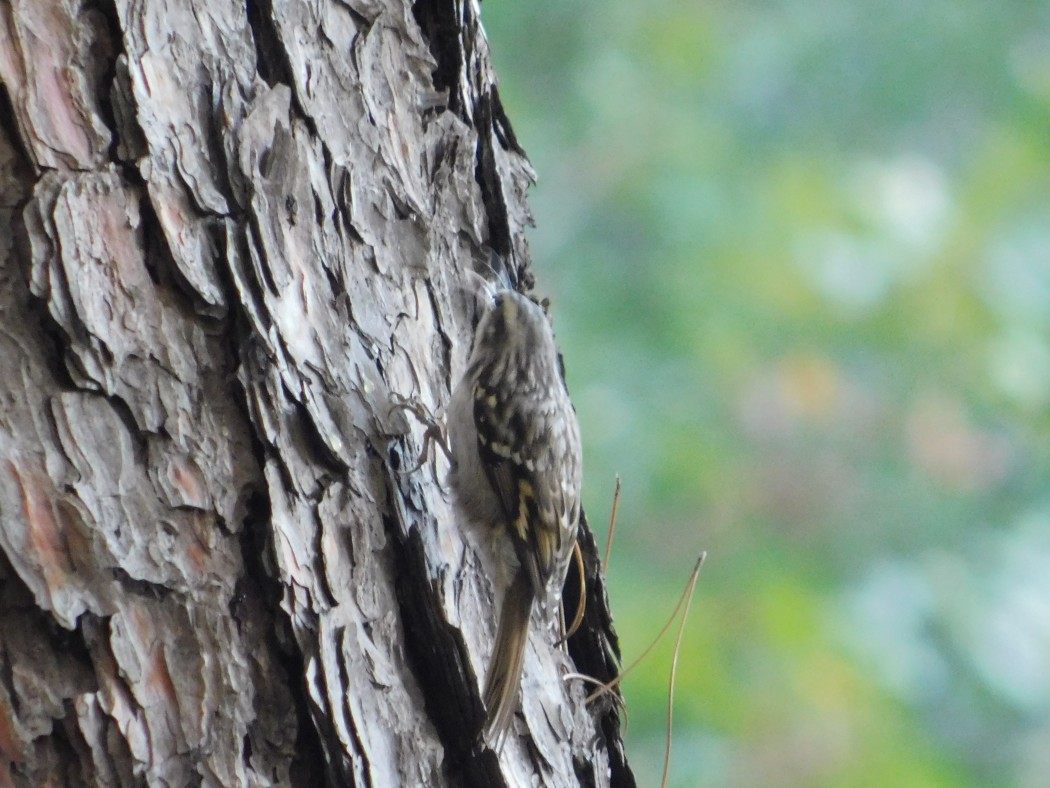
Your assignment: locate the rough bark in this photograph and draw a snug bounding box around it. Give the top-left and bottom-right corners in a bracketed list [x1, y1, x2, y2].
[0, 0, 632, 786]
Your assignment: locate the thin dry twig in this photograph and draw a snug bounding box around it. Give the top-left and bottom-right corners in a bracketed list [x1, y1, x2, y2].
[584, 551, 706, 706]
[562, 541, 587, 640]
[602, 475, 621, 573]
[660, 552, 705, 788]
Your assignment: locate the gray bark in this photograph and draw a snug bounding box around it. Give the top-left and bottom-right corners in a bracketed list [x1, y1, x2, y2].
[0, 0, 632, 786]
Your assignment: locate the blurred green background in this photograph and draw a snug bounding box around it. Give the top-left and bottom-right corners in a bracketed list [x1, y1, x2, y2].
[482, 2, 1050, 786]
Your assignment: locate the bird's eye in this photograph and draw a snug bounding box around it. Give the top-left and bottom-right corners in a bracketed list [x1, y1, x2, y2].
[493, 293, 504, 308]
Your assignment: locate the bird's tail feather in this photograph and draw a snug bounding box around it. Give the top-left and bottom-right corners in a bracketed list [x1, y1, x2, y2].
[483, 571, 533, 747]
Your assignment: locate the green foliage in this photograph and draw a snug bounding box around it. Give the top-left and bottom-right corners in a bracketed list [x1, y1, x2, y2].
[483, 1, 1050, 784]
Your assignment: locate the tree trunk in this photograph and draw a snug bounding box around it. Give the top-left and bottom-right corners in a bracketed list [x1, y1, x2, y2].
[0, 1, 632, 786]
